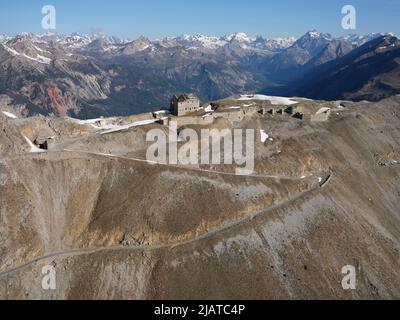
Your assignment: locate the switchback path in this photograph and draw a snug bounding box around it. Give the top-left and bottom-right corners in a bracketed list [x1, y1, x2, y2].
[62, 149, 320, 181]
[1, 149, 321, 181]
[0, 171, 331, 278]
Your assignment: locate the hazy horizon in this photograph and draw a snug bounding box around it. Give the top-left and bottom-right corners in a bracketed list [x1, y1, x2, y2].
[1, 29, 397, 42]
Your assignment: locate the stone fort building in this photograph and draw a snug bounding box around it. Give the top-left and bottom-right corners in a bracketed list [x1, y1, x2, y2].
[171, 94, 201, 116]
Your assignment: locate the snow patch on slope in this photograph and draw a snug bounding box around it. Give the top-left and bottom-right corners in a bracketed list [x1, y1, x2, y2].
[23, 136, 45, 153]
[0, 43, 52, 64]
[22, 53, 52, 64]
[33, 44, 51, 54]
[204, 104, 213, 112]
[100, 119, 158, 135]
[316, 107, 331, 114]
[2, 111, 18, 119]
[1, 44, 20, 56]
[238, 94, 298, 105]
[260, 130, 269, 143]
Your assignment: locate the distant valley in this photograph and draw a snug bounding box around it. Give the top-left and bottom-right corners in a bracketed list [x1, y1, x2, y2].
[0, 30, 399, 118]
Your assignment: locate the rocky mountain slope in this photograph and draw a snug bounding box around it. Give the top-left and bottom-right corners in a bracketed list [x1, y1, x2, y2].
[264, 35, 400, 101]
[0, 34, 111, 117]
[260, 31, 354, 82]
[0, 95, 399, 299]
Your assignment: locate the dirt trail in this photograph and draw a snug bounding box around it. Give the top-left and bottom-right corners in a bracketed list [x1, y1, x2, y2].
[0, 170, 328, 278]
[61, 149, 322, 180]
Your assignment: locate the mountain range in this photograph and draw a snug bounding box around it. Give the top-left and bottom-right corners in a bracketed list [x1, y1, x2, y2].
[0, 30, 398, 118]
[263, 34, 400, 101]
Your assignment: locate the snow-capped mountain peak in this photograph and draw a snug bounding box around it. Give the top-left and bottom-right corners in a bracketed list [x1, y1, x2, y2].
[263, 37, 297, 51]
[174, 32, 295, 51]
[225, 32, 256, 43]
[175, 34, 228, 49]
[1, 30, 393, 56]
[300, 30, 333, 41]
[291, 30, 334, 54]
[0, 34, 9, 43]
[340, 32, 397, 46]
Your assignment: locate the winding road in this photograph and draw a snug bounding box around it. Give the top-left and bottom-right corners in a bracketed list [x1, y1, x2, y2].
[0, 158, 331, 278]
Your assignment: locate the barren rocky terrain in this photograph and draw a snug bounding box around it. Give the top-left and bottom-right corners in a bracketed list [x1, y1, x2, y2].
[0, 95, 399, 299]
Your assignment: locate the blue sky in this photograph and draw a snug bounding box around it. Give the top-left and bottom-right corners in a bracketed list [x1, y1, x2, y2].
[0, 0, 399, 38]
